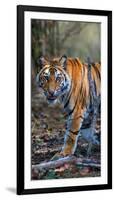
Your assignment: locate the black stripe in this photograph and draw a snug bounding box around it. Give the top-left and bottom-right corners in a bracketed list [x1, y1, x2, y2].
[64, 90, 72, 109]
[93, 80, 97, 95]
[73, 59, 77, 66]
[70, 129, 80, 135]
[61, 95, 65, 101]
[69, 59, 74, 66]
[65, 106, 75, 117]
[76, 115, 84, 120]
[75, 58, 80, 66]
[65, 84, 83, 117]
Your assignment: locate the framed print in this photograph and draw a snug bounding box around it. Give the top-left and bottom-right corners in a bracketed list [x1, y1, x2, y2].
[17, 5, 112, 195]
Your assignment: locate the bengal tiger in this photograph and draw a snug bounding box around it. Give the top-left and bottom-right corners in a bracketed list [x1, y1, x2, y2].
[36, 55, 101, 157]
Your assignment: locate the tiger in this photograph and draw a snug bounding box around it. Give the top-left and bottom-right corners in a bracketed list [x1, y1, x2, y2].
[36, 55, 101, 157]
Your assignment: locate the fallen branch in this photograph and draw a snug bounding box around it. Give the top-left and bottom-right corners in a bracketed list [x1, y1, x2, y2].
[32, 156, 100, 172]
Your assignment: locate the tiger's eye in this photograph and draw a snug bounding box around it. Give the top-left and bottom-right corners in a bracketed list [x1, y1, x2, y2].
[40, 76, 48, 83]
[44, 75, 49, 80]
[56, 76, 61, 82]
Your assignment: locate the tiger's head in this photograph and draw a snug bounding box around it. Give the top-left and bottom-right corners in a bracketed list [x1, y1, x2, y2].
[36, 55, 71, 104]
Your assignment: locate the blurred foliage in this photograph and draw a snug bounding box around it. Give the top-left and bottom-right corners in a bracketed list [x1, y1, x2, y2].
[31, 19, 100, 74]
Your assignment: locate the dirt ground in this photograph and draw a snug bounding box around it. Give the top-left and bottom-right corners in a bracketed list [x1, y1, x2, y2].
[31, 87, 101, 180]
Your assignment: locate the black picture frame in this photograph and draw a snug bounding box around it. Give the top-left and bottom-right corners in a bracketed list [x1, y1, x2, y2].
[17, 5, 112, 195]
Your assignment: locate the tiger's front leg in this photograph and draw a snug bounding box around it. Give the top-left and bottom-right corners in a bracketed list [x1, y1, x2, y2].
[61, 110, 85, 156]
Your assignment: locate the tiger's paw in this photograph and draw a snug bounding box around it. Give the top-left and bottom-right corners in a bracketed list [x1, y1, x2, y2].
[51, 149, 73, 161]
[51, 152, 64, 161]
[60, 146, 74, 157]
[60, 151, 73, 157]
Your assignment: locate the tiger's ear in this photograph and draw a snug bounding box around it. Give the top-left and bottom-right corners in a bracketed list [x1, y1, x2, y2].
[37, 56, 48, 69]
[59, 55, 67, 69]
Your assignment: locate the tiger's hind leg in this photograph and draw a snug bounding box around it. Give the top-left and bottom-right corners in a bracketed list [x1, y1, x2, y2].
[80, 127, 99, 157]
[81, 103, 100, 157]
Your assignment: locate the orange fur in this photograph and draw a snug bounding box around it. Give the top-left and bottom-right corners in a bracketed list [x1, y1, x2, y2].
[37, 56, 101, 156]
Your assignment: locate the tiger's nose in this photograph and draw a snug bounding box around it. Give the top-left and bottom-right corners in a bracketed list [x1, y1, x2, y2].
[49, 89, 55, 96]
